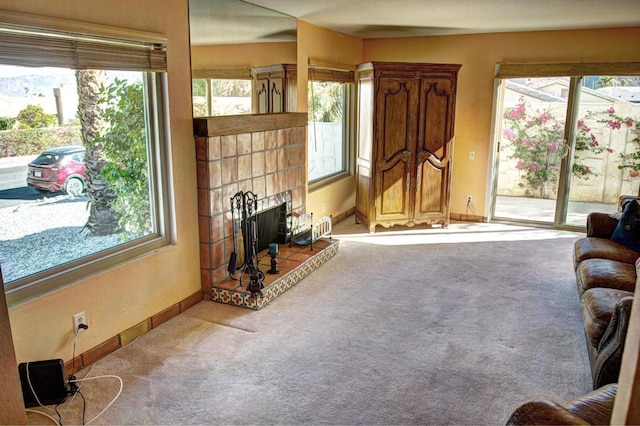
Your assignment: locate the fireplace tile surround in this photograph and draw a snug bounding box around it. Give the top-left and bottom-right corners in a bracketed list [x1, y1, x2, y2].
[194, 114, 338, 309]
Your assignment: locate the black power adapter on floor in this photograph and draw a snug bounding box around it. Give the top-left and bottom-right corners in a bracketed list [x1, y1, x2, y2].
[18, 359, 68, 407]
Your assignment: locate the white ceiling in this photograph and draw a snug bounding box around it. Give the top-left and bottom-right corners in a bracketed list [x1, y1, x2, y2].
[189, 0, 640, 45]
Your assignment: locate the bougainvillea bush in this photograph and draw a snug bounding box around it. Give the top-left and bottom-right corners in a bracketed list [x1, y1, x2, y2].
[501, 97, 639, 198]
[582, 107, 640, 179]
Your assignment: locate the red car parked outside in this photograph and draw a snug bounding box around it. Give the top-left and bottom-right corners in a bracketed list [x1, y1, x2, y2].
[26, 145, 86, 196]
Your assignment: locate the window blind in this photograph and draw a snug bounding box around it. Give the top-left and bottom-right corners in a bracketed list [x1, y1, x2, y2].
[0, 23, 167, 72]
[308, 67, 354, 83]
[192, 68, 251, 79]
[496, 62, 640, 78]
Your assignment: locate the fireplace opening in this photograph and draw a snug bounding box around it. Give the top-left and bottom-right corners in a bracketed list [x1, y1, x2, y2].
[233, 190, 293, 260]
[255, 203, 289, 253]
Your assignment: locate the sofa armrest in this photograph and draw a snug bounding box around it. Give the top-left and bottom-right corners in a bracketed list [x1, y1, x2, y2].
[506, 384, 617, 426]
[586, 213, 619, 239]
[565, 383, 617, 425]
[593, 296, 633, 388]
[506, 400, 590, 425]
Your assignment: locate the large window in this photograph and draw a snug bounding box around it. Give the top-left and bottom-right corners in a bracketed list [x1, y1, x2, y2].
[192, 78, 252, 117]
[307, 66, 354, 187]
[0, 14, 172, 305]
[191, 69, 252, 117]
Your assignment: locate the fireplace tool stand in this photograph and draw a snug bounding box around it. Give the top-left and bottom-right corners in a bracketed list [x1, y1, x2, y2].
[229, 191, 264, 298]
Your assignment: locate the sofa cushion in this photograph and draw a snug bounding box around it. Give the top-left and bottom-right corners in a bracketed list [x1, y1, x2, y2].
[575, 258, 636, 297]
[581, 287, 634, 350]
[573, 237, 640, 270]
[611, 199, 640, 251]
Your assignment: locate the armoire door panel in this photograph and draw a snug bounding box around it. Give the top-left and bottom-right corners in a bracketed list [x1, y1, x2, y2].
[256, 79, 269, 114]
[270, 78, 284, 113]
[377, 161, 410, 218]
[420, 78, 455, 157]
[415, 161, 445, 216]
[378, 79, 417, 161]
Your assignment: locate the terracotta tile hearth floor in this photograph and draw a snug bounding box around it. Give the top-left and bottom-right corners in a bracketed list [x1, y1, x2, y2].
[211, 238, 339, 310]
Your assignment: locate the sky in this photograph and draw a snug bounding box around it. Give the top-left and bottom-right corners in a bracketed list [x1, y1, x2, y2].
[0, 65, 74, 79]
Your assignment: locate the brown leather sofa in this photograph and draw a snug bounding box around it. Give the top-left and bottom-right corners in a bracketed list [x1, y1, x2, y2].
[506, 383, 617, 425]
[507, 201, 635, 424]
[573, 199, 637, 389]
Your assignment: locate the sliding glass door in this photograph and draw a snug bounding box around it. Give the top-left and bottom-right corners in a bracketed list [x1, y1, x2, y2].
[492, 72, 640, 228]
[563, 75, 640, 226]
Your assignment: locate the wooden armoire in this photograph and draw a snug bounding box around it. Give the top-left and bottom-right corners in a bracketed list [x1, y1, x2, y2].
[251, 64, 297, 113]
[355, 62, 461, 232]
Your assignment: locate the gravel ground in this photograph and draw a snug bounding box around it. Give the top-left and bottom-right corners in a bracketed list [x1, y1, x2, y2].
[0, 195, 122, 283]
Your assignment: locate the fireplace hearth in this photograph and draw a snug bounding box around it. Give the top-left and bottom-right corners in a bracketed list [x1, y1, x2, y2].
[212, 239, 339, 310]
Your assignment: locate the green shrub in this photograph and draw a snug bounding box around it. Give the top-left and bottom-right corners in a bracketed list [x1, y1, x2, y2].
[16, 104, 58, 129]
[96, 78, 151, 237]
[0, 126, 82, 157]
[0, 116, 16, 130]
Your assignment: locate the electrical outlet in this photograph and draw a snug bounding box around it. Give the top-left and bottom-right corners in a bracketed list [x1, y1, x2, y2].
[466, 195, 472, 204]
[323, 202, 327, 212]
[73, 311, 87, 333]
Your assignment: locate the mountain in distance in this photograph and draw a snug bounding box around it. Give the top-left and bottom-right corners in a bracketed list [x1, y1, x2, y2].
[0, 70, 142, 99]
[0, 74, 77, 98]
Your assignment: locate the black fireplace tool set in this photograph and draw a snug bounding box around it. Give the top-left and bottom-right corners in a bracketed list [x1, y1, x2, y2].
[228, 191, 265, 298]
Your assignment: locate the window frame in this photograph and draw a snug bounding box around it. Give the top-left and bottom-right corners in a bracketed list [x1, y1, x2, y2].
[1, 13, 174, 306]
[192, 77, 253, 117]
[192, 68, 252, 117]
[307, 68, 354, 191]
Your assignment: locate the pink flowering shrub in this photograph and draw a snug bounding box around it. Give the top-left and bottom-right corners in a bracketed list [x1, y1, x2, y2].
[503, 97, 618, 198]
[581, 107, 640, 180]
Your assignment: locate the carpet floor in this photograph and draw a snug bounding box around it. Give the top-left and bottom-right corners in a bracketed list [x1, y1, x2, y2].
[29, 220, 593, 425]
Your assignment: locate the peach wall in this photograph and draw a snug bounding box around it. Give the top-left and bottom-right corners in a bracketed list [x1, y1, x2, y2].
[3, 1, 201, 363]
[191, 42, 297, 70]
[297, 20, 364, 219]
[363, 27, 640, 216]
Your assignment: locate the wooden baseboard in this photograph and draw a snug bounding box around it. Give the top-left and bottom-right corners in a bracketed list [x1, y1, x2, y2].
[332, 207, 356, 225]
[450, 212, 486, 223]
[64, 290, 204, 376]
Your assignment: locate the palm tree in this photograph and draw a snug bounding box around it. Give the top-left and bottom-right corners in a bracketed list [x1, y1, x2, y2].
[76, 69, 118, 235]
[598, 76, 616, 88]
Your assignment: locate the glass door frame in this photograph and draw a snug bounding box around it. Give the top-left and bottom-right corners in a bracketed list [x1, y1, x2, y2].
[553, 76, 581, 228]
[488, 61, 640, 230]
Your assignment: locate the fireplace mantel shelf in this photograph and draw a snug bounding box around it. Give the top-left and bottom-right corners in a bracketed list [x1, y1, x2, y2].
[194, 113, 307, 138]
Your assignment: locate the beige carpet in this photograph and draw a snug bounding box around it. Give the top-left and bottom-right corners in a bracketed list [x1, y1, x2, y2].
[28, 220, 593, 425]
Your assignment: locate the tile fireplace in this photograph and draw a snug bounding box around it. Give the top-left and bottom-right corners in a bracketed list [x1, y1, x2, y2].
[194, 114, 338, 309]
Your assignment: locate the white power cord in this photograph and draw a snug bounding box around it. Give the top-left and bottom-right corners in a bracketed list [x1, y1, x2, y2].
[69, 374, 123, 425]
[25, 408, 60, 425]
